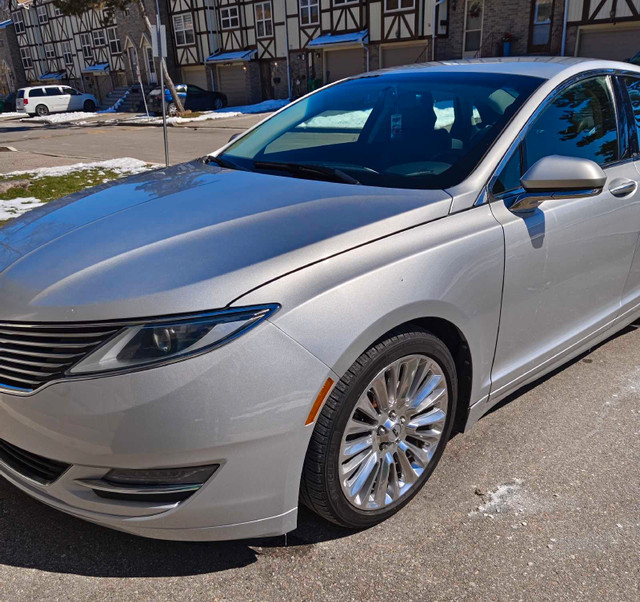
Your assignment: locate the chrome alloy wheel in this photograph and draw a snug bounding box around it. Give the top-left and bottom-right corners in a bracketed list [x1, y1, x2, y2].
[338, 354, 449, 510]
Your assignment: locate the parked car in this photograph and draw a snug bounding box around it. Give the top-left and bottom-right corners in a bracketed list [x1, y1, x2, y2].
[0, 92, 16, 112]
[16, 85, 97, 117]
[147, 83, 227, 115]
[1, 58, 640, 542]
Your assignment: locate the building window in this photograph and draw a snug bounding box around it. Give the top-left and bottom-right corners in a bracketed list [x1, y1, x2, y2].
[530, 0, 554, 50]
[80, 32, 93, 59]
[54, 6, 63, 17]
[172, 13, 195, 45]
[45, 43, 55, 58]
[333, 0, 357, 4]
[92, 29, 106, 46]
[220, 6, 239, 29]
[107, 27, 122, 54]
[20, 47, 33, 69]
[37, 5, 48, 24]
[62, 40, 73, 64]
[255, 1, 273, 38]
[385, 0, 415, 10]
[300, 0, 319, 26]
[12, 11, 25, 34]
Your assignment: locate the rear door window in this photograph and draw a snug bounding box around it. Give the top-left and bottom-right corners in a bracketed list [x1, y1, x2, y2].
[29, 88, 46, 97]
[622, 77, 640, 152]
[45, 87, 62, 96]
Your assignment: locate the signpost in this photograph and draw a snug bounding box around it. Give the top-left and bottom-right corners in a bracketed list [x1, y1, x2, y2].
[152, 3, 169, 167]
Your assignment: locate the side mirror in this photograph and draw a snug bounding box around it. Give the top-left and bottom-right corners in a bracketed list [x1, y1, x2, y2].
[228, 132, 242, 143]
[521, 155, 607, 193]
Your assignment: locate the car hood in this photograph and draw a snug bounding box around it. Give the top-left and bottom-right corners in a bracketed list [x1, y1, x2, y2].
[0, 161, 451, 322]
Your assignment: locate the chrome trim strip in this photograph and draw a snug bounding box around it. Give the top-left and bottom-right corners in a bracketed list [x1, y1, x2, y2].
[75, 479, 202, 495]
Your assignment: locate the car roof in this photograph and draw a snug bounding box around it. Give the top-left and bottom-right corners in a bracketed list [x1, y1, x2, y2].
[363, 56, 640, 80]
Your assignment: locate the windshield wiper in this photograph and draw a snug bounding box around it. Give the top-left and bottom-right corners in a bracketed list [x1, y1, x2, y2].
[253, 161, 360, 185]
[203, 154, 245, 170]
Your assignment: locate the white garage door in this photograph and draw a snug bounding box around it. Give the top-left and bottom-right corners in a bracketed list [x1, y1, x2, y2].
[182, 66, 209, 90]
[578, 28, 640, 61]
[324, 48, 366, 83]
[217, 64, 249, 106]
[381, 44, 429, 68]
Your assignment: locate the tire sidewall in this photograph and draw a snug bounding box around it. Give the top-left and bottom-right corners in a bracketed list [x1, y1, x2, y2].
[35, 104, 49, 116]
[323, 330, 458, 528]
[84, 100, 96, 112]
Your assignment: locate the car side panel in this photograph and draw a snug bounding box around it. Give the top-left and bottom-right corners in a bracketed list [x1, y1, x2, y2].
[234, 204, 505, 409]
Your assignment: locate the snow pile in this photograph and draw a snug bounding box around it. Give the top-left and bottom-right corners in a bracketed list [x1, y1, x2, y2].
[29, 111, 98, 124]
[7, 157, 153, 179]
[299, 109, 372, 129]
[0, 111, 24, 119]
[0, 197, 44, 221]
[217, 98, 289, 114]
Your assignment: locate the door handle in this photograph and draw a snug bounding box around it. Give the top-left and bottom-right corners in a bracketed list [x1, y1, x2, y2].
[609, 179, 637, 197]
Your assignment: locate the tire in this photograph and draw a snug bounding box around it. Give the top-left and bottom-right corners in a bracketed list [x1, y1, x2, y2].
[83, 99, 96, 112]
[301, 326, 457, 529]
[213, 97, 224, 110]
[35, 104, 49, 117]
[167, 102, 178, 117]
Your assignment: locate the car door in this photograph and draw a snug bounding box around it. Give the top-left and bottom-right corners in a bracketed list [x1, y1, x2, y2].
[57, 86, 75, 111]
[488, 74, 640, 399]
[43, 87, 62, 112]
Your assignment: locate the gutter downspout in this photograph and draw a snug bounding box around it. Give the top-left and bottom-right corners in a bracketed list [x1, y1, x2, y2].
[362, 33, 370, 71]
[284, 8, 292, 99]
[205, 0, 216, 89]
[560, 0, 570, 56]
[432, 0, 447, 61]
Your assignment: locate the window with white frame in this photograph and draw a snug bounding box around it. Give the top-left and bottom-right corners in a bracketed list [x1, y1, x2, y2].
[45, 43, 55, 58]
[37, 5, 48, 24]
[54, 6, 63, 16]
[172, 13, 195, 45]
[62, 40, 73, 64]
[255, 1, 273, 38]
[107, 27, 121, 53]
[92, 29, 106, 46]
[385, 0, 415, 10]
[20, 47, 32, 69]
[220, 6, 239, 29]
[299, 0, 319, 25]
[12, 11, 25, 34]
[80, 32, 93, 59]
[333, 0, 357, 5]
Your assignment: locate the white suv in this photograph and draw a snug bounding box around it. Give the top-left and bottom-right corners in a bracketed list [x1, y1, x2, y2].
[17, 85, 98, 117]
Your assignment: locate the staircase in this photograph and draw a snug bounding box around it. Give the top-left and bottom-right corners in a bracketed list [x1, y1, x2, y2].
[99, 84, 155, 113]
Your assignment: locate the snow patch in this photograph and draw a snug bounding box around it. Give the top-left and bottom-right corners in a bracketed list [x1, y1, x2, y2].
[299, 109, 372, 129]
[217, 98, 289, 114]
[0, 111, 24, 119]
[0, 197, 44, 220]
[29, 112, 98, 124]
[5, 157, 154, 179]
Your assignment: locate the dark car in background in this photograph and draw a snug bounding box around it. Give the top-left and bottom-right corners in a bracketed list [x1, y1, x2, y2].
[0, 92, 16, 112]
[147, 84, 228, 115]
[629, 50, 640, 66]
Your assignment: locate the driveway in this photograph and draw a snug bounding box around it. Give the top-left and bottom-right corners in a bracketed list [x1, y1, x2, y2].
[0, 322, 638, 601]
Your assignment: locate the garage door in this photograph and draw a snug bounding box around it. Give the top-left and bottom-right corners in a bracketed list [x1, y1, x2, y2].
[578, 28, 640, 61]
[217, 64, 250, 106]
[182, 66, 209, 90]
[381, 44, 429, 68]
[325, 48, 365, 83]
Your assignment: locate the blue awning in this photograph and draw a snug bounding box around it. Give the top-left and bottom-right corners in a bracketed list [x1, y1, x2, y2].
[308, 30, 368, 49]
[206, 49, 256, 63]
[83, 63, 110, 73]
[0, 19, 12, 29]
[39, 72, 65, 80]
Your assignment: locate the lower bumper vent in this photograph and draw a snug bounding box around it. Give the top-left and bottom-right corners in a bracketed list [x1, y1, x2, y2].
[0, 439, 70, 485]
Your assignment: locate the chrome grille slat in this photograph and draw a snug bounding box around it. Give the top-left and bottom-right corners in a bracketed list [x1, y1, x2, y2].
[0, 322, 123, 393]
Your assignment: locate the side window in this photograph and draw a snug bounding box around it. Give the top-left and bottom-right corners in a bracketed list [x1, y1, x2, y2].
[45, 87, 62, 96]
[30, 88, 45, 98]
[524, 76, 619, 169]
[492, 147, 523, 196]
[623, 77, 640, 152]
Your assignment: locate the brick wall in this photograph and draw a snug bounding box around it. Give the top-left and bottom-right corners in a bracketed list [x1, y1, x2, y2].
[0, 22, 27, 94]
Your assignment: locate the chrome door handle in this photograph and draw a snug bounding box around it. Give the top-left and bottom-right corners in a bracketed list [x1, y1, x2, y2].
[609, 179, 637, 197]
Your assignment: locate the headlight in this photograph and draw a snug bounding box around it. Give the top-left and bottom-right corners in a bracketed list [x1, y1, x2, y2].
[69, 304, 279, 375]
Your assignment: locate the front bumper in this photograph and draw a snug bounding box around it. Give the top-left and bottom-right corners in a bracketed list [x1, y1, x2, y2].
[0, 321, 335, 541]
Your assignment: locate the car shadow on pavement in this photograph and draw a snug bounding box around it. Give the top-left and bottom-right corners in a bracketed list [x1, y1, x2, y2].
[0, 321, 637, 578]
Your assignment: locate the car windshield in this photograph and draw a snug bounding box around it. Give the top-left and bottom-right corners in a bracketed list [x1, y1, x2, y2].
[219, 71, 543, 190]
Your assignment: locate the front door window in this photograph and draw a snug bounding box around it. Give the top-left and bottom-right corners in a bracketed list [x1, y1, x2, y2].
[463, 0, 484, 57]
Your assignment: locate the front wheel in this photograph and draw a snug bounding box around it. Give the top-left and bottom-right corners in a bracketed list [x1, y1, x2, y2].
[213, 97, 224, 110]
[167, 102, 178, 117]
[83, 99, 96, 112]
[301, 326, 457, 529]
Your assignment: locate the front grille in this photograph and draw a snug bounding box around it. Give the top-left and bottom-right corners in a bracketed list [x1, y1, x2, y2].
[0, 438, 70, 485]
[0, 322, 121, 393]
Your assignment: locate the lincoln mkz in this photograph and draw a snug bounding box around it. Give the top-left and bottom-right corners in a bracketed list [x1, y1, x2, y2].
[1, 58, 639, 540]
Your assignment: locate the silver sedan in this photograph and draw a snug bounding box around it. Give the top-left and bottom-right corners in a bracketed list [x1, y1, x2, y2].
[0, 57, 639, 541]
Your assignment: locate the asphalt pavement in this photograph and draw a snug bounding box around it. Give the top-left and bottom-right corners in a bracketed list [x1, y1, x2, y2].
[0, 118, 639, 601]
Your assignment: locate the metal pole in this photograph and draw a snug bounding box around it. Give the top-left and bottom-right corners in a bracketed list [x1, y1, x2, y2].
[560, 0, 570, 56]
[155, 0, 169, 167]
